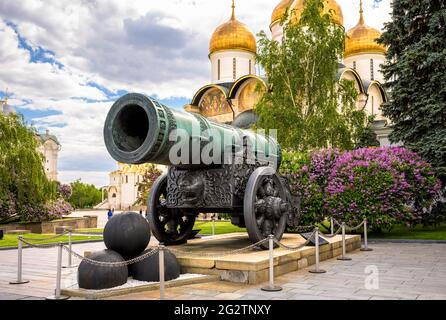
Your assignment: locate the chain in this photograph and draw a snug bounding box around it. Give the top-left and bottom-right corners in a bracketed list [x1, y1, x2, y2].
[345, 220, 365, 231]
[332, 218, 341, 227]
[321, 225, 343, 238]
[272, 229, 317, 251]
[294, 225, 316, 232]
[20, 238, 61, 249]
[21, 231, 70, 242]
[166, 238, 269, 258]
[64, 246, 160, 267]
[329, 219, 366, 232]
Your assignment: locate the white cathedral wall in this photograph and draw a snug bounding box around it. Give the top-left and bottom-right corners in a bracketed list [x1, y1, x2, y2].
[343, 53, 386, 83]
[271, 22, 284, 43]
[38, 140, 59, 181]
[366, 84, 386, 121]
[119, 173, 139, 210]
[210, 50, 256, 84]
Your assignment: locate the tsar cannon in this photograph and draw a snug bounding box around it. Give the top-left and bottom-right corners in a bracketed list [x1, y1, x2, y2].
[104, 93, 301, 248]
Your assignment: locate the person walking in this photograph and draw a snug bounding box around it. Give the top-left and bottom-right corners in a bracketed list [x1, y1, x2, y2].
[107, 209, 113, 220]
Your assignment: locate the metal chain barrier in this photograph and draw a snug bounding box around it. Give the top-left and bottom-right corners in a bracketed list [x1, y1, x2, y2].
[21, 238, 62, 249]
[64, 246, 160, 267]
[21, 231, 70, 242]
[321, 225, 343, 238]
[293, 224, 317, 232]
[272, 229, 317, 251]
[344, 220, 366, 231]
[167, 238, 269, 258]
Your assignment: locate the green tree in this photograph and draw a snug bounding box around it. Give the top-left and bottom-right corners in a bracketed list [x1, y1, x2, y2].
[255, 0, 366, 152]
[68, 180, 102, 209]
[134, 164, 163, 206]
[0, 112, 57, 221]
[378, 0, 446, 181]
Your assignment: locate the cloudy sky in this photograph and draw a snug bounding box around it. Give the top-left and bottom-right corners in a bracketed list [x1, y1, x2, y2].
[0, 0, 391, 187]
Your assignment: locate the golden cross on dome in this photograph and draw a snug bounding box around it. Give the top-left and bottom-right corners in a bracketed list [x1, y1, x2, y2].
[359, 0, 365, 24]
[231, 0, 236, 20]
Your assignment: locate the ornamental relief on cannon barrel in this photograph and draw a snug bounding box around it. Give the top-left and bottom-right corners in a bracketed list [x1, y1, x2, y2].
[166, 167, 233, 208]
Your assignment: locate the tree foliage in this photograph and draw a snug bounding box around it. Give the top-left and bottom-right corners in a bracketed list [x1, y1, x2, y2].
[68, 180, 102, 209]
[0, 112, 57, 221]
[134, 164, 163, 206]
[255, 0, 367, 152]
[378, 0, 446, 181]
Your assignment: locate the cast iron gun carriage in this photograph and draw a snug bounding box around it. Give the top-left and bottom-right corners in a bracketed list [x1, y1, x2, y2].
[104, 93, 301, 248]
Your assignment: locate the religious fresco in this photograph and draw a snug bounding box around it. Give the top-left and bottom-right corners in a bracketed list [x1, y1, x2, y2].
[237, 79, 266, 113]
[199, 88, 232, 117]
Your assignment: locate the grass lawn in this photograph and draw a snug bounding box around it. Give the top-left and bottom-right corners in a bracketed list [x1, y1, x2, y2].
[0, 233, 103, 248]
[194, 220, 246, 235]
[369, 223, 446, 240]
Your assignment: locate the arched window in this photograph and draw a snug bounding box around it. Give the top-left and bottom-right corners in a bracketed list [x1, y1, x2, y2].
[112, 193, 116, 198]
[249, 60, 252, 74]
[218, 59, 221, 80]
[353, 61, 356, 70]
[370, 59, 374, 80]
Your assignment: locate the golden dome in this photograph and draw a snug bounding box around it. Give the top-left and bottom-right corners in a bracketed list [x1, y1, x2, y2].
[271, 0, 294, 27]
[209, 1, 256, 55]
[290, 0, 344, 26]
[344, 1, 386, 57]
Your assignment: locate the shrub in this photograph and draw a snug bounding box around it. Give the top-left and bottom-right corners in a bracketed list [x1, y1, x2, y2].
[280, 148, 341, 226]
[326, 147, 442, 230]
[281, 147, 443, 231]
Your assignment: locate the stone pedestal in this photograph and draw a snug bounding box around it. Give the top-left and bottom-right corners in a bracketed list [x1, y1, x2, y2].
[168, 233, 362, 284]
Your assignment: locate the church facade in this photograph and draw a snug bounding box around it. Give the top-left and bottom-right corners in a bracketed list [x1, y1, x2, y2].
[185, 0, 393, 145]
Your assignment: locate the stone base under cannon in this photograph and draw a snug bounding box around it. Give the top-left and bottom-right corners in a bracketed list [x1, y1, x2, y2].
[169, 233, 362, 285]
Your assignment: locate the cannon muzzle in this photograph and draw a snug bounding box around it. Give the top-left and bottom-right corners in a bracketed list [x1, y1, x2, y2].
[104, 93, 281, 167]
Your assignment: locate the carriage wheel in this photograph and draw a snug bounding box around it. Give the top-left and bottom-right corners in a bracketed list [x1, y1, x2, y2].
[244, 167, 289, 249]
[148, 174, 196, 245]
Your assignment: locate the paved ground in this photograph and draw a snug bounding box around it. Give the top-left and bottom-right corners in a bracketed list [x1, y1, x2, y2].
[0, 241, 445, 300]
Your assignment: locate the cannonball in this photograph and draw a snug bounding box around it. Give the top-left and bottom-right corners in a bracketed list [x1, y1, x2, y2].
[104, 212, 151, 259]
[78, 250, 128, 290]
[129, 249, 181, 282]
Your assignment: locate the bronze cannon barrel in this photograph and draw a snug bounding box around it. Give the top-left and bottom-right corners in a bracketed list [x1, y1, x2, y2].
[104, 93, 281, 167]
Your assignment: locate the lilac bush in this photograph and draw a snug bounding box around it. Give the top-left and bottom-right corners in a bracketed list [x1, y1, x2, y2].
[57, 183, 72, 200]
[326, 147, 442, 230]
[281, 147, 442, 230]
[281, 148, 341, 225]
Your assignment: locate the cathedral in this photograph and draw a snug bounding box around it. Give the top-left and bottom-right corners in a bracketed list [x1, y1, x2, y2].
[102, 0, 394, 212]
[184, 0, 393, 146]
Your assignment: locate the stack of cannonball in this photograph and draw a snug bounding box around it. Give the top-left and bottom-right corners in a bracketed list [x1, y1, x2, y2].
[78, 212, 181, 290]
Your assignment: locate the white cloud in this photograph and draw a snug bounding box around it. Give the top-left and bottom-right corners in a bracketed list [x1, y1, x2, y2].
[0, 0, 392, 187]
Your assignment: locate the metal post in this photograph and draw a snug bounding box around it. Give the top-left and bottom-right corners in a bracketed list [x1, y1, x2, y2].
[10, 236, 29, 285]
[261, 235, 282, 292]
[46, 243, 69, 300]
[63, 231, 77, 268]
[159, 243, 165, 300]
[360, 219, 373, 251]
[330, 217, 334, 235]
[309, 228, 326, 274]
[212, 218, 215, 237]
[337, 223, 352, 261]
